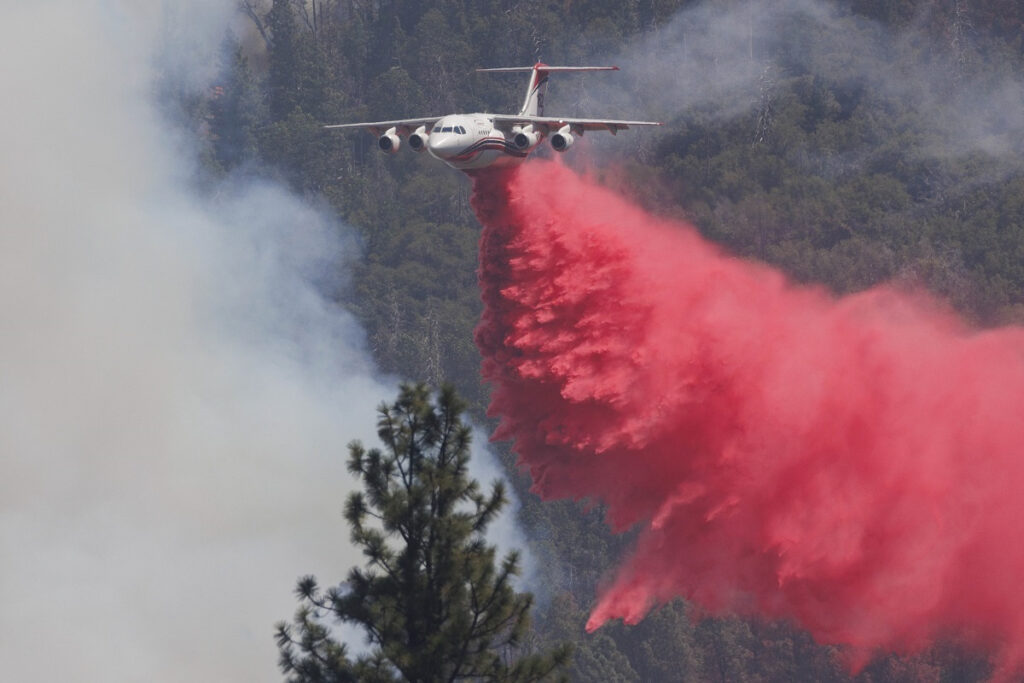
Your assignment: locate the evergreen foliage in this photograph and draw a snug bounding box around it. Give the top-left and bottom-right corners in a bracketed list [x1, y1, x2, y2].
[276, 384, 570, 682]
[266, 0, 302, 119]
[209, 32, 262, 171]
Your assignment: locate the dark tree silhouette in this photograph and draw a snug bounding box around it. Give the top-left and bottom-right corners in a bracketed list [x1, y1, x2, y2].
[276, 383, 570, 682]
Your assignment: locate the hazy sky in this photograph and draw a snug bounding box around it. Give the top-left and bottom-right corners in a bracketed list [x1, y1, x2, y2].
[0, 2, 523, 680]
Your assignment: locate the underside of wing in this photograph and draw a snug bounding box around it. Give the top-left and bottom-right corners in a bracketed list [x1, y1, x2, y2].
[491, 114, 662, 134]
[323, 117, 440, 136]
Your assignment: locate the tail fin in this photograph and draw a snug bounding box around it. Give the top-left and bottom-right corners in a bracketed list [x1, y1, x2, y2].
[520, 63, 549, 116]
[475, 64, 619, 117]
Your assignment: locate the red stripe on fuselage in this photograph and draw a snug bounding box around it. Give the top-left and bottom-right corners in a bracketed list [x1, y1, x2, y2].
[449, 137, 528, 162]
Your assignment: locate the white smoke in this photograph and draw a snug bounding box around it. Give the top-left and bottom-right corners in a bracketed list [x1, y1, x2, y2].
[0, 1, 526, 680]
[557, 0, 1024, 166]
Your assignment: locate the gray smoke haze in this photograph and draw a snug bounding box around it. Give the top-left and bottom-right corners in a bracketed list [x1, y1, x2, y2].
[556, 0, 1024, 166]
[0, 2, 527, 681]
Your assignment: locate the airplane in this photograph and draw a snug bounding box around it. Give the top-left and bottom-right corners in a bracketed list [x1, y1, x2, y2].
[323, 63, 661, 172]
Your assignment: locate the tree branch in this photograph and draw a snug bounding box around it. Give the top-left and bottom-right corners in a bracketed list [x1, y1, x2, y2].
[238, 0, 272, 48]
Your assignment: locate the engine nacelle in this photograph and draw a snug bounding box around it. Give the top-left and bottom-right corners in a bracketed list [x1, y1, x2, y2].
[550, 125, 575, 152]
[408, 125, 429, 152]
[512, 124, 541, 151]
[377, 127, 401, 154]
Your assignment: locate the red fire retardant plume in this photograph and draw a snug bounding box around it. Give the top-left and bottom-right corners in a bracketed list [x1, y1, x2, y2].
[473, 161, 1024, 675]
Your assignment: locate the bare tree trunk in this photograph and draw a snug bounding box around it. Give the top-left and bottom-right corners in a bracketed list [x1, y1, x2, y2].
[420, 305, 443, 387]
[950, 0, 972, 82]
[752, 62, 775, 146]
[239, 0, 272, 48]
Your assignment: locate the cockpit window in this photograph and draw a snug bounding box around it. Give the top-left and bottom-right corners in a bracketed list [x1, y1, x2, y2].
[433, 125, 441, 132]
[441, 126, 453, 133]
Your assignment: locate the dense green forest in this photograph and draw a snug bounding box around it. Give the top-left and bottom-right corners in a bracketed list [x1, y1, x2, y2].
[190, 0, 1024, 679]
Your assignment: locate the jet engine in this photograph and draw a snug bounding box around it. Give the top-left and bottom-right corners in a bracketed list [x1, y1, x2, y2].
[550, 125, 575, 152]
[408, 125, 429, 152]
[378, 127, 401, 154]
[512, 125, 541, 151]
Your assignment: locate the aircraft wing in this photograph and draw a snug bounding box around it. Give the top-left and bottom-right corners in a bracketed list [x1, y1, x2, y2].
[491, 114, 662, 134]
[323, 117, 440, 136]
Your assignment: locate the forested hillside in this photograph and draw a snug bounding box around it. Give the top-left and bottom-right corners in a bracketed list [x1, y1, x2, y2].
[192, 1, 1024, 679]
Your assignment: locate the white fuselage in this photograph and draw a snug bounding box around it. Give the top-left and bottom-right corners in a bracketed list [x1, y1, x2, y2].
[426, 114, 531, 171]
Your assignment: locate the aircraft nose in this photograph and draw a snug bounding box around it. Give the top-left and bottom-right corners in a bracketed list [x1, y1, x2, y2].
[427, 133, 459, 159]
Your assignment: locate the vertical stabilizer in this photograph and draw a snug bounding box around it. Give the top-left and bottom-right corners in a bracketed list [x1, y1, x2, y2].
[520, 63, 549, 116]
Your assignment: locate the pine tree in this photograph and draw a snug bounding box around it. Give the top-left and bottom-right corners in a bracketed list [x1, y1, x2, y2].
[209, 31, 261, 170]
[276, 383, 571, 683]
[266, 0, 301, 120]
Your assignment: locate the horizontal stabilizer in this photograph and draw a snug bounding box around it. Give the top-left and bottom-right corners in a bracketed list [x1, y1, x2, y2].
[476, 66, 619, 73]
[480, 64, 622, 116]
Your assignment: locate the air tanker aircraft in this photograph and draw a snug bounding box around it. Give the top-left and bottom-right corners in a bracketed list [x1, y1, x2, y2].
[324, 63, 661, 171]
